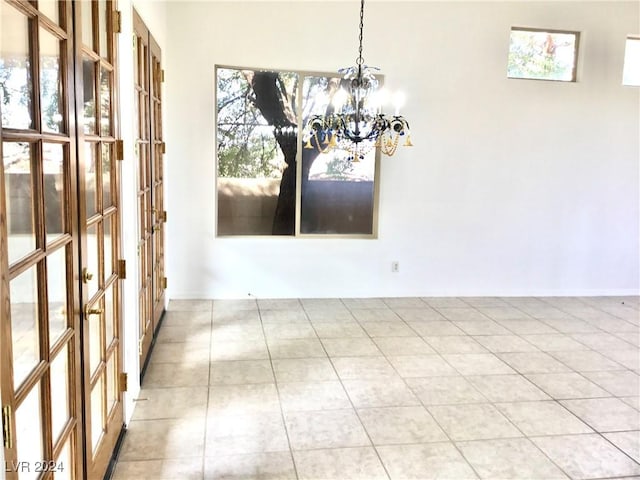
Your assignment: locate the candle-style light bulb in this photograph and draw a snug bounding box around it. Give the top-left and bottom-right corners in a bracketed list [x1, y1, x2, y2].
[373, 87, 389, 114]
[392, 91, 406, 116]
[332, 88, 348, 109]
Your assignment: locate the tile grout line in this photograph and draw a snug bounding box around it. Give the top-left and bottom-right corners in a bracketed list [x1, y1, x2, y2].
[303, 298, 393, 480]
[200, 301, 215, 479]
[257, 298, 301, 480]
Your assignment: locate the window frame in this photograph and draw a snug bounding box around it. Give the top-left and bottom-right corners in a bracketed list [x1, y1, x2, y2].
[214, 64, 381, 239]
[507, 26, 581, 83]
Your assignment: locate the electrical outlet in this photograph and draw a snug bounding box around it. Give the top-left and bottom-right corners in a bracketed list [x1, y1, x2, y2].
[391, 261, 400, 273]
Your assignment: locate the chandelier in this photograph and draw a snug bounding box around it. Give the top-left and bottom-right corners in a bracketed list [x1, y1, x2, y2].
[302, 0, 412, 161]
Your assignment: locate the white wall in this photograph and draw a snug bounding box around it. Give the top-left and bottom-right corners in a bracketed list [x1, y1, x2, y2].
[117, 0, 167, 423]
[165, 1, 639, 299]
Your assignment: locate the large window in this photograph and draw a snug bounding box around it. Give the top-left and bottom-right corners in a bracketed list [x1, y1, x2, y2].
[215, 66, 379, 237]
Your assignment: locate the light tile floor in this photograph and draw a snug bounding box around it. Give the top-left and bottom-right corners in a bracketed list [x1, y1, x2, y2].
[113, 296, 640, 480]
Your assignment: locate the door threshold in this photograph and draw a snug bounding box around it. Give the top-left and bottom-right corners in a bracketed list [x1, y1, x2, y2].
[139, 309, 167, 383]
[102, 424, 128, 480]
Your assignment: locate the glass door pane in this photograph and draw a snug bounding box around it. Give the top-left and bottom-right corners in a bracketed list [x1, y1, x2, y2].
[15, 384, 44, 480]
[3, 142, 36, 264]
[88, 302, 102, 375]
[97, 0, 108, 59]
[54, 438, 73, 480]
[44, 143, 66, 243]
[85, 223, 99, 299]
[0, 4, 34, 129]
[84, 142, 98, 216]
[104, 214, 113, 279]
[104, 284, 115, 347]
[47, 245, 68, 345]
[39, 28, 64, 133]
[102, 142, 112, 207]
[38, 0, 60, 25]
[82, 57, 96, 135]
[10, 265, 40, 389]
[50, 344, 70, 441]
[99, 67, 111, 136]
[105, 352, 117, 416]
[81, 1, 94, 49]
[90, 376, 104, 450]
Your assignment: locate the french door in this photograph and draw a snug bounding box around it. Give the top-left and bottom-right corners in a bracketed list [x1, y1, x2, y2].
[0, 1, 123, 479]
[133, 9, 164, 371]
[74, 1, 123, 478]
[149, 29, 165, 336]
[0, 1, 82, 479]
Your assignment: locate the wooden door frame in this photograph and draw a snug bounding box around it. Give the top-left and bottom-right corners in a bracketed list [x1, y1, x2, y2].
[132, 7, 154, 373]
[149, 32, 165, 328]
[0, 82, 15, 479]
[1, 1, 84, 478]
[133, 8, 166, 373]
[71, 0, 124, 478]
[66, 0, 86, 476]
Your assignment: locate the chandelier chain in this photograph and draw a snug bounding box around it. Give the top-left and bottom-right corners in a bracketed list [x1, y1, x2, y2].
[356, 0, 365, 66]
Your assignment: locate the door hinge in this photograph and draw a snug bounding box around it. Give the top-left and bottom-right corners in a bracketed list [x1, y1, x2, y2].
[119, 373, 128, 392]
[162, 277, 167, 289]
[138, 340, 143, 357]
[113, 10, 122, 34]
[161, 69, 165, 82]
[117, 259, 127, 279]
[115, 139, 124, 160]
[82, 267, 94, 284]
[160, 211, 167, 223]
[161, 142, 166, 154]
[2, 405, 12, 449]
